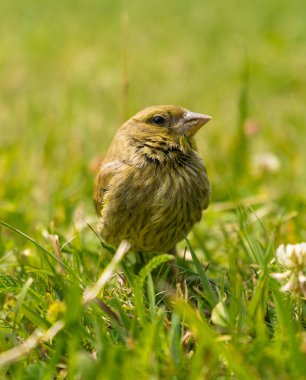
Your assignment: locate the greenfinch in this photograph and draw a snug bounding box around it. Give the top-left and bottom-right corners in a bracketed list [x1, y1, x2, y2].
[94, 105, 212, 253]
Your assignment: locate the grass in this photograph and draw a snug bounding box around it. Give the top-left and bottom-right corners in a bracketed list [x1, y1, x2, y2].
[0, 0, 306, 379]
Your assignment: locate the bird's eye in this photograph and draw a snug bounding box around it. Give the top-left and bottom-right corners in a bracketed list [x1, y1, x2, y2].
[152, 115, 165, 126]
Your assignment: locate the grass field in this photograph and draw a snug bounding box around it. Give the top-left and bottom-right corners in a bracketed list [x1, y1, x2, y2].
[0, 1, 306, 379]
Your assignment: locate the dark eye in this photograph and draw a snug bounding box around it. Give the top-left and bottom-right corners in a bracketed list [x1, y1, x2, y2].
[152, 115, 165, 126]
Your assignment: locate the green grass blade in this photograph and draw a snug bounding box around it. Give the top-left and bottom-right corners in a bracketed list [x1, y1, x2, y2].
[185, 237, 217, 308]
[0, 220, 81, 284]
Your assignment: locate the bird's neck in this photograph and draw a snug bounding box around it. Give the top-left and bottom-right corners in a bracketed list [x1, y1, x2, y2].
[130, 135, 196, 166]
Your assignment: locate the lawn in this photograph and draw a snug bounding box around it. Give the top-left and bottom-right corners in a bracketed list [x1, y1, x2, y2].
[0, 1, 305, 379]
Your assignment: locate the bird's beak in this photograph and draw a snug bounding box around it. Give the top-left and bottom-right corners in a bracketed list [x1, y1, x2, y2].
[178, 111, 212, 137]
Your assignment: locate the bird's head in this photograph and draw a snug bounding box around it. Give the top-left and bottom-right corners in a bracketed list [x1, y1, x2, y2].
[129, 105, 212, 142]
[117, 105, 212, 163]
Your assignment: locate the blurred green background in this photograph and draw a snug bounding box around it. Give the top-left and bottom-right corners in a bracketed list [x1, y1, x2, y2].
[0, 2, 306, 378]
[1, 0, 305, 241]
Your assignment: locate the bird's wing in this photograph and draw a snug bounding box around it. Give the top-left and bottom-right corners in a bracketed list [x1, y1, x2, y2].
[93, 160, 122, 216]
[202, 193, 210, 210]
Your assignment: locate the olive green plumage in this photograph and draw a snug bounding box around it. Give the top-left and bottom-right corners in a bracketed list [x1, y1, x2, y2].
[94, 105, 212, 253]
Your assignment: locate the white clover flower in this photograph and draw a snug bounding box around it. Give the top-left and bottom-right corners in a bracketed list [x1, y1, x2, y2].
[276, 243, 306, 268]
[271, 243, 306, 297]
[252, 152, 281, 176]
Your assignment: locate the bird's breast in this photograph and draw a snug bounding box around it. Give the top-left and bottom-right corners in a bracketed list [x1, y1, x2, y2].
[99, 155, 210, 252]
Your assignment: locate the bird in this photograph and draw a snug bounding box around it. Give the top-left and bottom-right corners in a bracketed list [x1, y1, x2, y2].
[94, 105, 212, 254]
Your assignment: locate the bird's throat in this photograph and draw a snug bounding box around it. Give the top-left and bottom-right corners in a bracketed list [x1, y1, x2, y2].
[133, 140, 193, 167]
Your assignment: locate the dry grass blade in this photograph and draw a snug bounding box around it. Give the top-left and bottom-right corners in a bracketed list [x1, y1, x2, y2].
[0, 321, 64, 367]
[83, 240, 131, 304]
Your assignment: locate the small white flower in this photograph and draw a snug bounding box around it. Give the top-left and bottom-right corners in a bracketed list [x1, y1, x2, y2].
[252, 152, 281, 175]
[276, 243, 306, 268]
[271, 243, 306, 297]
